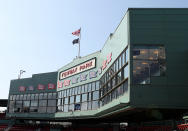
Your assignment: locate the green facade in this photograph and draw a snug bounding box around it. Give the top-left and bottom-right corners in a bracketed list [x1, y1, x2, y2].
[7, 8, 188, 121]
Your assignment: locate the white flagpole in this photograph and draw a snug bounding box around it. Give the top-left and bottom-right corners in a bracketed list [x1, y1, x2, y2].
[78, 28, 81, 58]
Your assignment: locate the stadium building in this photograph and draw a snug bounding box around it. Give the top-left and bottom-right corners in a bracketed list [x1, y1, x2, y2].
[4, 8, 188, 131]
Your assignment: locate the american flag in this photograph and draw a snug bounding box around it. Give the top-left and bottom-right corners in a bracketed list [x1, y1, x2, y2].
[72, 28, 81, 36]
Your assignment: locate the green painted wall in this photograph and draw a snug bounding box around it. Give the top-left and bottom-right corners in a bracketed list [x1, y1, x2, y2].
[129, 8, 188, 108]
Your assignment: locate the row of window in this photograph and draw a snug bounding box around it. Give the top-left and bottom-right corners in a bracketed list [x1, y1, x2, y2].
[133, 46, 166, 84]
[57, 81, 100, 112]
[9, 99, 57, 113]
[100, 81, 128, 106]
[99, 48, 129, 106]
[101, 48, 129, 86]
[58, 100, 99, 112]
[57, 81, 100, 98]
[9, 92, 57, 101]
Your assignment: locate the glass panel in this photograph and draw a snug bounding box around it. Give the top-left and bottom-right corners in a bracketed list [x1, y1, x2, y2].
[124, 66, 128, 79]
[133, 60, 150, 84]
[57, 99, 61, 106]
[119, 56, 122, 69]
[69, 104, 74, 112]
[72, 88, 75, 95]
[117, 71, 122, 84]
[64, 90, 67, 97]
[47, 107, 56, 113]
[87, 101, 92, 110]
[123, 81, 128, 93]
[58, 91, 61, 98]
[23, 101, 30, 107]
[81, 102, 87, 111]
[39, 93, 43, 99]
[35, 94, 39, 100]
[84, 84, 88, 92]
[27, 94, 31, 100]
[150, 61, 160, 76]
[93, 91, 99, 100]
[48, 100, 56, 106]
[52, 93, 57, 99]
[82, 93, 87, 102]
[30, 107, 38, 112]
[88, 92, 92, 101]
[92, 82, 95, 91]
[116, 60, 118, 72]
[61, 90, 64, 98]
[43, 93, 47, 99]
[38, 107, 46, 113]
[31, 100, 38, 107]
[16, 101, 22, 107]
[48, 93, 52, 99]
[81, 85, 85, 93]
[76, 95, 81, 103]
[64, 97, 68, 104]
[70, 96, 74, 104]
[88, 83, 91, 92]
[64, 105, 68, 112]
[126, 48, 129, 62]
[74, 103, 81, 111]
[96, 81, 100, 90]
[20, 95, 23, 100]
[122, 52, 125, 65]
[77, 86, 81, 94]
[16, 95, 20, 100]
[67, 89, 70, 96]
[92, 101, 98, 110]
[39, 100, 47, 107]
[31, 94, 35, 100]
[75, 87, 78, 95]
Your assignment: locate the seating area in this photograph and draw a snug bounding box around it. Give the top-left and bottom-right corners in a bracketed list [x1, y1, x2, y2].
[124, 126, 172, 131]
[177, 124, 188, 131]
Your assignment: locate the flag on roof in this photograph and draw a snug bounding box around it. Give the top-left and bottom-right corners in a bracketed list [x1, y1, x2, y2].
[72, 28, 81, 36]
[72, 38, 79, 44]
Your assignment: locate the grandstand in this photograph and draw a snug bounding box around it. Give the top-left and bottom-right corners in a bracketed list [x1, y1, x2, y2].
[2, 8, 188, 131]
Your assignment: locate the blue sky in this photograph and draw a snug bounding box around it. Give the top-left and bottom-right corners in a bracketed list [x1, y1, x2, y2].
[0, 0, 188, 99]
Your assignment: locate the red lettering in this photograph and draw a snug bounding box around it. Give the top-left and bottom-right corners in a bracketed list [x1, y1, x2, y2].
[63, 80, 71, 86]
[107, 53, 112, 64]
[102, 60, 107, 70]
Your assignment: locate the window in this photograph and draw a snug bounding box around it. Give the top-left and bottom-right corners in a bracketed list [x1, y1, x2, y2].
[133, 45, 166, 84]
[39, 93, 43, 99]
[93, 91, 99, 100]
[31, 94, 35, 100]
[92, 101, 98, 110]
[39, 100, 47, 107]
[96, 81, 100, 90]
[81, 102, 87, 111]
[48, 100, 56, 106]
[23, 101, 30, 107]
[43, 93, 47, 99]
[35, 94, 39, 100]
[31, 100, 38, 107]
[38, 107, 46, 113]
[92, 82, 95, 91]
[70, 96, 74, 104]
[76, 95, 81, 103]
[64, 105, 68, 112]
[48, 93, 52, 99]
[82, 93, 87, 102]
[64, 97, 69, 104]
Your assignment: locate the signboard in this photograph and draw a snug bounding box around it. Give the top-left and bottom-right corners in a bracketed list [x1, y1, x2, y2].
[48, 83, 56, 89]
[19, 86, 26, 92]
[59, 58, 96, 80]
[28, 85, 34, 91]
[38, 84, 45, 90]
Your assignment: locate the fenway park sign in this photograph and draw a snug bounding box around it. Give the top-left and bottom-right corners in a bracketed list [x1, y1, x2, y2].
[59, 58, 96, 80]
